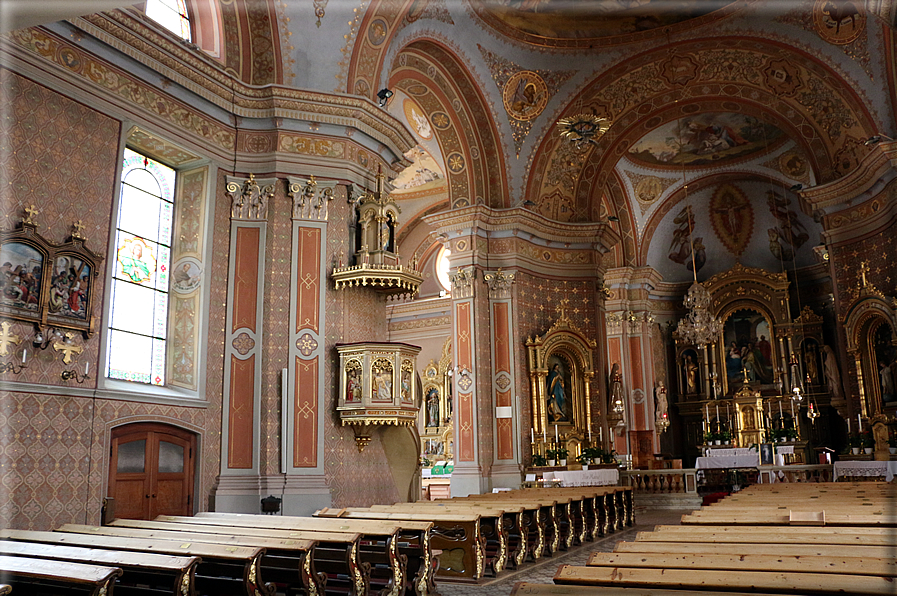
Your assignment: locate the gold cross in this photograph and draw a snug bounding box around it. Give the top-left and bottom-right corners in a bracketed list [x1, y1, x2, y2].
[556, 297, 570, 320]
[23, 204, 38, 225]
[53, 332, 84, 364]
[859, 261, 869, 287]
[0, 321, 22, 357]
[72, 220, 86, 240]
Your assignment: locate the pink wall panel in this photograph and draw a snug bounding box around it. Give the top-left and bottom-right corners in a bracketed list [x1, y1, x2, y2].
[228, 354, 255, 469]
[293, 356, 318, 467]
[232, 227, 259, 333]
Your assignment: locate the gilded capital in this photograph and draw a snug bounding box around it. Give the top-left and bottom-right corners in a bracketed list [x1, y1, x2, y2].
[484, 268, 515, 300]
[227, 174, 275, 221]
[288, 175, 335, 221]
[450, 267, 475, 299]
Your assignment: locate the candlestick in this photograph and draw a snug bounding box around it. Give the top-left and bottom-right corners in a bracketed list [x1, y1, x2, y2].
[847, 417, 851, 434]
[778, 399, 783, 419]
[22, 349, 26, 364]
[858, 414, 862, 433]
[705, 403, 709, 424]
[790, 398, 795, 420]
[531, 428, 534, 444]
[85, 362, 89, 375]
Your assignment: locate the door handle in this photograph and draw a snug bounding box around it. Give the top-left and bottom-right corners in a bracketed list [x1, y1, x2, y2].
[145, 494, 150, 498]
[152, 494, 156, 498]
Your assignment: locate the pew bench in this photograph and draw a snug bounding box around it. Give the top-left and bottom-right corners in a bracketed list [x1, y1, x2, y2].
[0, 539, 199, 596]
[0, 554, 121, 596]
[554, 562, 897, 595]
[614, 539, 897, 560]
[508, 581, 820, 596]
[185, 512, 435, 596]
[58, 523, 329, 596]
[317, 509, 485, 584]
[635, 525, 897, 547]
[1, 528, 270, 596]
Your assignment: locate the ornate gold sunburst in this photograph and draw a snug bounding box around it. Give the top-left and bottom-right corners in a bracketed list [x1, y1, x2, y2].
[556, 114, 610, 146]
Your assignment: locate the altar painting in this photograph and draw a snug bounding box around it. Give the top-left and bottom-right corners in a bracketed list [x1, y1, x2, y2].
[724, 309, 774, 386]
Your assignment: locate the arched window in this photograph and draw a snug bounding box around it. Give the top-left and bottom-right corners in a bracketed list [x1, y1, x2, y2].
[107, 149, 175, 386]
[145, 0, 192, 42]
[436, 246, 452, 294]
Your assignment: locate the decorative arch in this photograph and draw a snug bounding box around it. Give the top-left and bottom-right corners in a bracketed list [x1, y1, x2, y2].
[844, 289, 897, 417]
[216, 0, 284, 85]
[527, 37, 878, 234]
[388, 39, 509, 209]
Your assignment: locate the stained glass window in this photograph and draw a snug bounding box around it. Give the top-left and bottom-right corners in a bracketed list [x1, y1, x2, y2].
[145, 0, 192, 42]
[107, 148, 174, 386]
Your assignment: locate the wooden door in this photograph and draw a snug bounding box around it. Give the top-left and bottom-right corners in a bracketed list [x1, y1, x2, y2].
[109, 423, 195, 520]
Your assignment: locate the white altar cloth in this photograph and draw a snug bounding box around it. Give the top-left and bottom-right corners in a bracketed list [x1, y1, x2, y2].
[541, 468, 619, 487]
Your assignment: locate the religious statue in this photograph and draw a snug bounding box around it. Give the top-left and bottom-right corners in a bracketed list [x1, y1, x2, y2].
[654, 381, 668, 424]
[373, 367, 392, 400]
[822, 345, 844, 400]
[684, 354, 698, 393]
[805, 345, 819, 384]
[426, 387, 440, 427]
[547, 362, 568, 422]
[609, 363, 624, 410]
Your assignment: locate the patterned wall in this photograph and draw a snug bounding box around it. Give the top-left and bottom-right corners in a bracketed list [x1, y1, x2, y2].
[513, 273, 601, 464]
[323, 188, 400, 507]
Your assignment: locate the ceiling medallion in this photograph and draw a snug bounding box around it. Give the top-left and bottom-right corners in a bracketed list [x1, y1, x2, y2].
[556, 114, 610, 147]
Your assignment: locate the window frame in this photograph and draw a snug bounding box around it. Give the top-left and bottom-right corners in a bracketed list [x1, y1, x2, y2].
[143, 0, 193, 43]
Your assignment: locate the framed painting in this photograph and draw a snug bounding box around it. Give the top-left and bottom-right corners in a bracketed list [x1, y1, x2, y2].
[0, 239, 45, 321]
[723, 308, 775, 391]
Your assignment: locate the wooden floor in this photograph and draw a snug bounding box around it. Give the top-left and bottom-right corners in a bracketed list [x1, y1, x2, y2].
[438, 508, 690, 596]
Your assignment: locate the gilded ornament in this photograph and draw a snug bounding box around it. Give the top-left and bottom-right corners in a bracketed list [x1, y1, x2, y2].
[502, 71, 548, 121]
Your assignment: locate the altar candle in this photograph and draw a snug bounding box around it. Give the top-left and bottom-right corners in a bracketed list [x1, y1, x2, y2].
[715, 404, 719, 422]
[555, 424, 559, 444]
[858, 414, 862, 433]
[599, 427, 603, 443]
[790, 398, 795, 419]
[726, 402, 730, 419]
[22, 349, 26, 364]
[531, 428, 534, 444]
[779, 399, 783, 418]
[85, 362, 89, 376]
[705, 403, 709, 424]
[588, 427, 592, 442]
[847, 417, 851, 434]
[543, 426, 546, 443]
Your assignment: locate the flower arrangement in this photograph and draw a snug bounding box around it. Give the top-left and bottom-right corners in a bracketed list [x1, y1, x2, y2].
[848, 433, 863, 448]
[861, 430, 874, 448]
[555, 447, 569, 462]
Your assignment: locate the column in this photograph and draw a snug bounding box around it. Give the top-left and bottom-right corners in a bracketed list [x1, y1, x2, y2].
[217, 174, 275, 512]
[484, 269, 520, 488]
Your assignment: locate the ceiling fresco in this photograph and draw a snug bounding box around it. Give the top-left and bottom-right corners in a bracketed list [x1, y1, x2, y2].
[627, 113, 786, 168]
[474, 0, 738, 42]
[645, 179, 823, 283]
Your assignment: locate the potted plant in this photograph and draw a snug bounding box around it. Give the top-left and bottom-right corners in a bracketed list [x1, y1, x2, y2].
[720, 430, 733, 445]
[848, 433, 863, 455]
[556, 447, 569, 466]
[703, 431, 715, 446]
[888, 435, 897, 455]
[532, 453, 547, 467]
[576, 451, 591, 470]
[545, 449, 556, 467]
[862, 430, 874, 454]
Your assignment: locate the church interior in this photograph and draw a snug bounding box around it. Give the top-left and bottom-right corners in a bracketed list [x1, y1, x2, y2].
[0, 0, 896, 593]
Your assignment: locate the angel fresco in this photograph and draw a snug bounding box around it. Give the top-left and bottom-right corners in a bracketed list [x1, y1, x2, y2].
[766, 190, 809, 261]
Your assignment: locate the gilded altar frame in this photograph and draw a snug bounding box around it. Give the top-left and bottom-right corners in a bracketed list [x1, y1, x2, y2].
[843, 282, 897, 418]
[526, 313, 596, 454]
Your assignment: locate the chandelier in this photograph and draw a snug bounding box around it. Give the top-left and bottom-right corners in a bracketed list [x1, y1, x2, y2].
[676, 281, 722, 348]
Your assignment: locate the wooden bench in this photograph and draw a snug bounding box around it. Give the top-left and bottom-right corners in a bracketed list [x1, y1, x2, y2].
[2, 528, 270, 596]
[152, 514, 417, 596]
[614, 539, 897, 560]
[366, 503, 515, 574]
[0, 539, 199, 596]
[318, 508, 484, 584]
[508, 581, 825, 596]
[455, 497, 562, 556]
[0, 554, 121, 596]
[587, 551, 897, 578]
[554, 562, 897, 595]
[60, 524, 330, 596]
[635, 525, 897, 546]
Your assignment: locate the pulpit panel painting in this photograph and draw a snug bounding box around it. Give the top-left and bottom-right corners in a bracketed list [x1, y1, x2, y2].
[546, 354, 572, 424]
[724, 309, 773, 386]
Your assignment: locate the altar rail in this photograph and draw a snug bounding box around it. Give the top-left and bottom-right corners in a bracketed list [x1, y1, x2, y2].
[621, 464, 834, 495]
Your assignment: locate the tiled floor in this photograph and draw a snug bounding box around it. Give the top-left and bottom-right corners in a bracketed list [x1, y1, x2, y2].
[436, 508, 690, 596]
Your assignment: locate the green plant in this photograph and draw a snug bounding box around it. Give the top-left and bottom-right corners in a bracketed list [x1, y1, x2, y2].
[848, 433, 863, 448]
[602, 449, 618, 464]
[576, 451, 591, 465]
[703, 431, 716, 444]
[532, 454, 547, 467]
[555, 447, 569, 460]
[545, 449, 557, 461]
[862, 430, 874, 448]
[786, 427, 798, 440]
[888, 435, 897, 448]
[720, 430, 733, 443]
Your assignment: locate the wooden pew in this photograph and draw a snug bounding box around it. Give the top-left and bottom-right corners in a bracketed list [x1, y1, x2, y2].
[1, 528, 271, 596]
[182, 513, 435, 596]
[614, 539, 897, 560]
[366, 503, 514, 574]
[454, 496, 562, 556]
[681, 511, 897, 526]
[59, 524, 331, 596]
[317, 508, 485, 584]
[508, 581, 822, 596]
[0, 540, 199, 596]
[634, 526, 897, 546]
[553, 562, 897, 595]
[587, 551, 897, 578]
[128, 516, 409, 596]
[0, 554, 121, 596]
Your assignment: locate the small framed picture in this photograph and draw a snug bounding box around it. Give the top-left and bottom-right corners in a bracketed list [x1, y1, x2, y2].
[759, 443, 774, 465]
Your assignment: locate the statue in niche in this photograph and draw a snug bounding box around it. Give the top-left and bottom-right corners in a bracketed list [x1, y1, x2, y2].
[822, 345, 844, 400]
[547, 362, 569, 423]
[426, 387, 440, 427]
[654, 381, 668, 424]
[684, 353, 698, 392]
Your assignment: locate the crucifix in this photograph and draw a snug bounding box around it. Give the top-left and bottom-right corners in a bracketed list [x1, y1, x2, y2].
[555, 297, 570, 321]
[23, 204, 39, 226]
[71, 220, 86, 240]
[53, 332, 84, 364]
[859, 261, 869, 288]
[0, 321, 22, 357]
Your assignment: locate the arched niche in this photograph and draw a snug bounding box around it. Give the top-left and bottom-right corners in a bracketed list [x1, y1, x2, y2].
[526, 312, 597, 454]
[844, 288, 897, 417]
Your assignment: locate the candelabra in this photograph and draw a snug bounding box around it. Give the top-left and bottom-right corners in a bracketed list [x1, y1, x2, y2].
[61, 362, 90, 383]
[0, 361, 26, 375]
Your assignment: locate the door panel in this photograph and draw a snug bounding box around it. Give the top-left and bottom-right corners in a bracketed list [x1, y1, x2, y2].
[109, 423, 195, 520]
